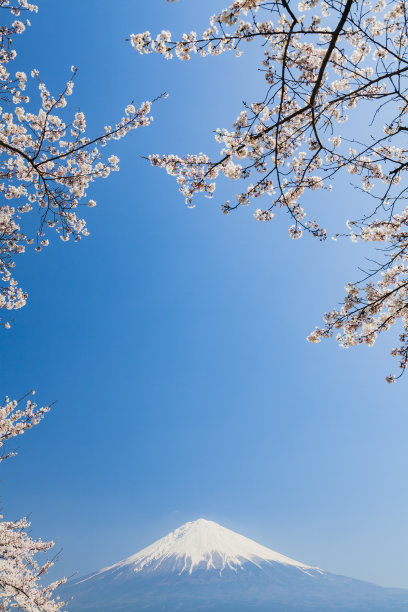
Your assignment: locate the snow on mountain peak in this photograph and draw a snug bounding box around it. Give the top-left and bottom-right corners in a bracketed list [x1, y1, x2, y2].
[64, 519, 408, 612]
[96, 518, 317, 577]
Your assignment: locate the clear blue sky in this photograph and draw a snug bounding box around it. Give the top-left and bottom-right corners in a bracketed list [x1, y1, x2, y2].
[2, 0, 408, 590]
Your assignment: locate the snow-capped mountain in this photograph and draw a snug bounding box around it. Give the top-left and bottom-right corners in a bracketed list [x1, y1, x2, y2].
[61, 519, 408, 611]
[95, 518, 316, 577]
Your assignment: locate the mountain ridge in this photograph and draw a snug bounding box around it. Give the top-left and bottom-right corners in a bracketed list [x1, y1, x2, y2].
[61, 519, 408, 611]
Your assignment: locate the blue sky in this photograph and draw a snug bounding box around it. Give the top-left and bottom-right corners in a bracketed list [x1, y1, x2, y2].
[1, 0, 408, 590]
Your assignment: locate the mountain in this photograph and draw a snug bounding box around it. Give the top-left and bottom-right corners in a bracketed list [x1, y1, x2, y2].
[61, 518, 408, 611]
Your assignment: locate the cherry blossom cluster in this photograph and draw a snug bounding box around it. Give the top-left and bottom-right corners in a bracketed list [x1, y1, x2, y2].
[308, 208, 408, 382]
[0, 2, 157, 328]
[0, 516, 65, 612]
[0, 391, 66, 610]
[136, 0, 408, 379]
[0, 76, 154, 323]
[0, 390, 50, 461]
[0, 515, 65, 611]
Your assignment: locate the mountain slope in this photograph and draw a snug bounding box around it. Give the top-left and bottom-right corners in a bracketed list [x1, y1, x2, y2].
[61, 519, 408, 611]
[94, 518, 316, 576]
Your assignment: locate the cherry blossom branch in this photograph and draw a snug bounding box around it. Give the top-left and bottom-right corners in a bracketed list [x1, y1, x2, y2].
[133, 0, 408, 381]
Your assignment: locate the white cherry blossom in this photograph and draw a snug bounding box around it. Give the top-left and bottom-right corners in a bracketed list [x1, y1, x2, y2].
[0, 1, 160, 327]
[134, 0, 408, 381]
[0, 391, 66, 610]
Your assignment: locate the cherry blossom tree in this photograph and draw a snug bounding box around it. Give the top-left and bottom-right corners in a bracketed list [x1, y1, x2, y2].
[0, 0, 158, 328]
[133, 0, 408, 381]
[0, 1, 159, 608]
[0, 392, 66, 611]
